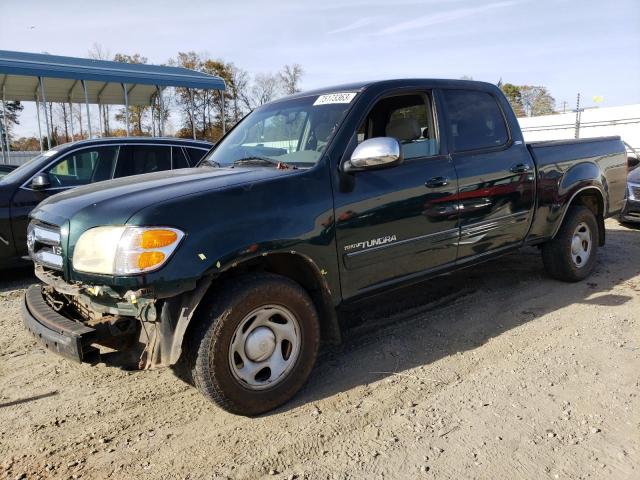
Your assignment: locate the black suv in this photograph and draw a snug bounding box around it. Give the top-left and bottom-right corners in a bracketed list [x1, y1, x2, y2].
[0, 137, 212, 267]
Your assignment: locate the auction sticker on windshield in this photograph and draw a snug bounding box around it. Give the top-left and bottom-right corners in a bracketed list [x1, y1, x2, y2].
[313, 92, 357, 106]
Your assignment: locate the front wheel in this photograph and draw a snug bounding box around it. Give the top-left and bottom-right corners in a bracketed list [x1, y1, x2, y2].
[182, 273, 320, 416]
[542, 205, 599, 282]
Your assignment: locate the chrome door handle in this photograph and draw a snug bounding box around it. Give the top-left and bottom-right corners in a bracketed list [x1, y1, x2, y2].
[510, 163, 531, 174]
[425, 176, 449, 188]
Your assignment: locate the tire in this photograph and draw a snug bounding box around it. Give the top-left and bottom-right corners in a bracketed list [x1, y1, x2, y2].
[181, 273, 320, 416]
[542, 205, 599, 282]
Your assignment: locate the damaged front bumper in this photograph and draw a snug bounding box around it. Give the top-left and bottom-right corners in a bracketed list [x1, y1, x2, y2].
[22, 266, 211, 369]
[22, 285, 100, 364]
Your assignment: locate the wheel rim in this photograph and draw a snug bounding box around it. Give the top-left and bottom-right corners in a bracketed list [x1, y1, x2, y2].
[228, 305, 301, 390]
[570, 222, 592, 268]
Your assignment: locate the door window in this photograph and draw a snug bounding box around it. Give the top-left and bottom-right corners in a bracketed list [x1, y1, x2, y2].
[442, 90, 509, 152]
[172, 147, 190, 169]
[44, 146, 118, 187]
[185, 147, 207, 165]
[114, 145, 172, 178]
[357, 93, 438, 159]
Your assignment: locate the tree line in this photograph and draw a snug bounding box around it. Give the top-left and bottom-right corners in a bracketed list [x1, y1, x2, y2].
[2, 51, 559, 152]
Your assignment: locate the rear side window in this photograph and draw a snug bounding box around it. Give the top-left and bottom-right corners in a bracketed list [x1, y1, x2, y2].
[115, 146, 172, 178]
[442, 90, 509, 152]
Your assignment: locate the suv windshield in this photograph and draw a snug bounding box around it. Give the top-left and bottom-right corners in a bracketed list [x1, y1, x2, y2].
[201, 93, 357, 169]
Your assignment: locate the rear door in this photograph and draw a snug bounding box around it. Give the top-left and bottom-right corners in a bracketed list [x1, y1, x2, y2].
[333, 90, 459, 299]
[441, 88, 535, 261]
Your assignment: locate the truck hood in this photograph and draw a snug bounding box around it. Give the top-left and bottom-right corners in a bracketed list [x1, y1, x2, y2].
[31, 166, 291, 227]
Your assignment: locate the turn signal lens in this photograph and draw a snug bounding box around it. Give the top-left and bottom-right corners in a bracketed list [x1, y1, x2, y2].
[137, 251, 166, 270]
[74, 226, 184, 275]
[141, 229, 178, 249]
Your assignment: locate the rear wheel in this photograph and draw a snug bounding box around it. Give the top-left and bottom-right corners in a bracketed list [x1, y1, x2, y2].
[182, 273, 320, 416]
[542, 206, 599, 282]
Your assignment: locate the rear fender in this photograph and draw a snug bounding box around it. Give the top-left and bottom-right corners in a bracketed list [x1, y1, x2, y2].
[552, 183, 607, 243]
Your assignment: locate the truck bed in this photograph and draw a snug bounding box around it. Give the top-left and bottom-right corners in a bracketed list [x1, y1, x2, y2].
[525, 135, 628, 243]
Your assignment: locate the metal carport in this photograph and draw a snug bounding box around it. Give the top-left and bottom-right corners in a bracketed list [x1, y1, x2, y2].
[0, 50, 225, 161]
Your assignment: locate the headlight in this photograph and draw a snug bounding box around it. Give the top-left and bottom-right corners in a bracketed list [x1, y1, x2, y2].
[73, 226, 184, 275]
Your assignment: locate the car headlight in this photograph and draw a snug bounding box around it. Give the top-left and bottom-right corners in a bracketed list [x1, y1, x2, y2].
[73, 226, 184, 275]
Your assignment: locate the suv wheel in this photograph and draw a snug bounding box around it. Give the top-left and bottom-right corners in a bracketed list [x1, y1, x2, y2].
[182, 273, 320, 416]
[542, 205, 599, 282]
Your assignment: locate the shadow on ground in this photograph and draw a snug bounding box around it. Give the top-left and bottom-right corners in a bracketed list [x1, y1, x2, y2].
[280, 227, 640, 413]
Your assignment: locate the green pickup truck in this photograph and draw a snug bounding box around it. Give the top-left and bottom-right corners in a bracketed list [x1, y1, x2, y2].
[22, 79, 628, 415]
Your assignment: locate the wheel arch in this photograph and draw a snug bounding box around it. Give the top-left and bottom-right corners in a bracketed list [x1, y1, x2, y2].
[215, 252, 341, 344]
[553, 186, 606, 246]
[164, 251, 341, 367]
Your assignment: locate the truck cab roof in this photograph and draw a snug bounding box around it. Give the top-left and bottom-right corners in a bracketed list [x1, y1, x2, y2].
[277, 78, 500, 103]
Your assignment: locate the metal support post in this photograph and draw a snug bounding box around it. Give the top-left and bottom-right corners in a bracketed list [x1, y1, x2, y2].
[1, 85, 10, 162]
[82, 80, 92, 138]
[39, 77, 52, 149]
[68, 100, 75, 140]
[35, 94, 44, 152]
[220, 90, 226, 135]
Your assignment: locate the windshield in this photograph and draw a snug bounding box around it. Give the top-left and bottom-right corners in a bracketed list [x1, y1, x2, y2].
[201, 93, 357, 169]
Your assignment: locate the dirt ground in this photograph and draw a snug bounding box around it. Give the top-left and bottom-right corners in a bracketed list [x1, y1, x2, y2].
[1, 219, 638, 480]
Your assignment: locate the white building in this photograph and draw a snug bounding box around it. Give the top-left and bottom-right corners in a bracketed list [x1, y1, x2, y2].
[518, 104, 640, 150]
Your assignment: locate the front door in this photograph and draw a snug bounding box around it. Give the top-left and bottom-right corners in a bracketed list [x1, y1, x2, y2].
[441, 88, 535, 261]
[333, 91, 459, 300]
[10, 145, 119, 257]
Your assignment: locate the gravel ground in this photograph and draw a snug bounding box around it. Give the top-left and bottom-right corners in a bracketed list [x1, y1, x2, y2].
[1, 219, 638, 480]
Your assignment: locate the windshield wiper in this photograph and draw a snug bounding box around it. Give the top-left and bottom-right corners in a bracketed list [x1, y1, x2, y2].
[232, 156, 279, 167]
[232, 156, 294, 169]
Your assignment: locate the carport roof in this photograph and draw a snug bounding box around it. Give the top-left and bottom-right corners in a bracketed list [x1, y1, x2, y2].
[0, 50, 225, 105]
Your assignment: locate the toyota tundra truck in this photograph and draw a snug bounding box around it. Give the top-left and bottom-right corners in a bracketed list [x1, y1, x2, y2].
[21, 79, 628, 415]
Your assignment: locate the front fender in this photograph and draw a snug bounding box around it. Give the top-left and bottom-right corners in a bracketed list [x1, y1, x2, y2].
[107, 166, 342, 303]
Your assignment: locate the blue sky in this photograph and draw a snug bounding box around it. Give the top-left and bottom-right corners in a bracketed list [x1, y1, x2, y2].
[1, 0, 639, 136]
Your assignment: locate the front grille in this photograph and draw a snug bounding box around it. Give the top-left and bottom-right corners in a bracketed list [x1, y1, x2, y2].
[631, 185, 640, 201]
[27, 221, 63, 271]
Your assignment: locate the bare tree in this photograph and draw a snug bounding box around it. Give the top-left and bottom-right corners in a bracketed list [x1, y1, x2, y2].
[248, 73, 280, 109]
[88, 43, 111, 62]
[228, 63, 250, 122]
[88, 43, 113, 135]
[278, 64, 304, 95]
[55, 103, 71, 142]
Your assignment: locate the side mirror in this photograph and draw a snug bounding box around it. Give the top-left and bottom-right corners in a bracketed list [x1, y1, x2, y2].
[30, 173, 51, 190]
[628, 154, 639, 170]
[343, 137, 403, 172]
